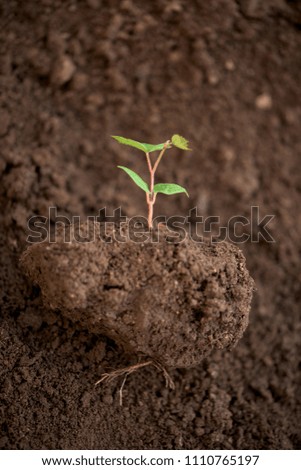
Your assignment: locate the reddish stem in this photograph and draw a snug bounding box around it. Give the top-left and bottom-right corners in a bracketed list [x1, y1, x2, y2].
[145, 141, 170, 230]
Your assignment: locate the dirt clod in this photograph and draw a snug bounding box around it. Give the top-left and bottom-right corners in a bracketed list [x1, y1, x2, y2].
[50, 55, 76, 87]
[21, 222, 254, 368]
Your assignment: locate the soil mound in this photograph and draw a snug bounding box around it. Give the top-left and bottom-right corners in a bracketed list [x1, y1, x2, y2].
[21, 222, 254, 368]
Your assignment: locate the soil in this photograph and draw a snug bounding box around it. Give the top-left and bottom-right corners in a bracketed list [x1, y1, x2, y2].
[20, 221, 254, 368]
[0, 0, 301, 450]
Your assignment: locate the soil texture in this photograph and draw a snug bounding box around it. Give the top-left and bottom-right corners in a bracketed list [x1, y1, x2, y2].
[0, 0, 301, 450]
[21, 221, 254, 368]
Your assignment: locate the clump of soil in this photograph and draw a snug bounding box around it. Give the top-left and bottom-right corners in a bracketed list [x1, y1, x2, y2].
[21, 221, 254, 368]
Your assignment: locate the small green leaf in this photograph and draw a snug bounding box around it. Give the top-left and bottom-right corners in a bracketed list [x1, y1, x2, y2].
[117, 166, 149, 193]
[112, 136, 170, 154]
[171, 134, 191, 151]
[154, 183, 189, 197]
[112, 136, 147, 152]
[142, 142, 170, 153]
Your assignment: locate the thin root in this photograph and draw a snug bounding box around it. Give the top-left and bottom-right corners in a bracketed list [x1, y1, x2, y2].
[95, 359, 175, 405]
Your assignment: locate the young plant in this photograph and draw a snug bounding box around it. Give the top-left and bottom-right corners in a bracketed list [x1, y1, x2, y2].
[112, 134, 190, 229]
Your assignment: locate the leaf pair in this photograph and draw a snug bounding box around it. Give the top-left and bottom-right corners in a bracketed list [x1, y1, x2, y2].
[117, 166, 189, 197]
[112, 134, 191, 152]
[112, 136, 168, 154]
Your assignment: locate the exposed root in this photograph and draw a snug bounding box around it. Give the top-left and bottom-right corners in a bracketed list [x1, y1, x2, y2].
[95, 359, 175, 406]
[151, 359, 175, 390]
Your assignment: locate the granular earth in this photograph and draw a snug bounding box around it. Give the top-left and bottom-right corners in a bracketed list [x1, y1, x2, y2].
[0, 0, 301, 450]
[21, 221, 254, 368]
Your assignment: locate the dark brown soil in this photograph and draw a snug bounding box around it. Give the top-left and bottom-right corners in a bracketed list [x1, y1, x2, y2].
[0, 0, 301, 450]
[21, 221, 254, 368]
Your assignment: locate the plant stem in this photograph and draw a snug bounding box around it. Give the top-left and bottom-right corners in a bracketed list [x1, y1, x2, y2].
[145, 152, 152, 175]
[147, 195, 154, 229]
[153, 140, 170, 174]
[145, 141, 170, 230]
[145, 152, 154, 229]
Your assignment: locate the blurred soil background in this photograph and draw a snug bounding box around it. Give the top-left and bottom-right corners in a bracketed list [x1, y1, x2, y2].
[0, 0, 300, 449]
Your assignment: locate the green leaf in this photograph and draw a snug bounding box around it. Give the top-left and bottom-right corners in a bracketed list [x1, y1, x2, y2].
[112, 136, 169, 154]
[112, 136, 147, 152]
[117, 166, 149, 193]
[154, 183, 189, 197]
[142, 142, 169, 153]
[171, 134, 191, 151]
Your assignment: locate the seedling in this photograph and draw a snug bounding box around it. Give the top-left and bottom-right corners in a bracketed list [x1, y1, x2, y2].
[112, 134, 191, 229]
